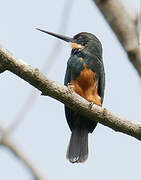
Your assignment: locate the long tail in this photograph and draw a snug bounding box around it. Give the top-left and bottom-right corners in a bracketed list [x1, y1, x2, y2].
[66, 128, 88, 163]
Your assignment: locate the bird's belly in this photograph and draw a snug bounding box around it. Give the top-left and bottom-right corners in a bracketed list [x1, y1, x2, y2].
[71, 64, 101, 106]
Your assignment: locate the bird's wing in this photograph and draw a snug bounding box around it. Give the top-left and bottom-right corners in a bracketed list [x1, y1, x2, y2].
[64, 65, 71, 86]
[98, 65, 105, 104]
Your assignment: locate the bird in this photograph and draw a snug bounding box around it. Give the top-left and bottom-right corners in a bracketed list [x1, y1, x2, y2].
[36, 28, 105, 163]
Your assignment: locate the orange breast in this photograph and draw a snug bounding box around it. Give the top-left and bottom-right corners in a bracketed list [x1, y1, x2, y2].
[71, 64, 101, 106]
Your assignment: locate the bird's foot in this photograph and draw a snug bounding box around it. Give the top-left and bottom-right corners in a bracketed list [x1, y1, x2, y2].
[41, 92, 47, 96]
[67, 83, 74, 94]
[88, 102, 94, 110]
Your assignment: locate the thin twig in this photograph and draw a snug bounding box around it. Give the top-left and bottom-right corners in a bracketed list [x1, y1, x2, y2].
[0, 124, 46, 180]
[1, 45, 141, 140]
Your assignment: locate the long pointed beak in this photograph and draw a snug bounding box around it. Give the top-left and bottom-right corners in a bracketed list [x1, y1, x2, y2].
[36, 28, 73, 43]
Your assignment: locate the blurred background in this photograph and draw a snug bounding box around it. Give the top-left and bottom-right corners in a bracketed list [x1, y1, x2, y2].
[0, 0, 140, 179]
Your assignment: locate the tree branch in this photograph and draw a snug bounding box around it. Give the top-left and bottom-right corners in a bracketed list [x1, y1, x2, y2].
[92, 0, 141, 76]
[1, 45, 141, 141]
[0, 124, 46, 180]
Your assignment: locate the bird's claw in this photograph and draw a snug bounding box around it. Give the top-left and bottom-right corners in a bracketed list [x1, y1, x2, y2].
[88, 102, 94, 110]
[67, 83, 74, 94]
[41, 92, 46, 96]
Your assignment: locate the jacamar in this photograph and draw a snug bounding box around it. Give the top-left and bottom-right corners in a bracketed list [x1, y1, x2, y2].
[37, 28, 105, 163]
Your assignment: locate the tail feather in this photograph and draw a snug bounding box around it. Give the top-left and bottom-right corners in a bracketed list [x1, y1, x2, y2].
[67, 128, 88, 163]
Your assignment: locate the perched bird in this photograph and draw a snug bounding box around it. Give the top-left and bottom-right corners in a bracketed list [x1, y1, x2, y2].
[36, 28, 105, 163]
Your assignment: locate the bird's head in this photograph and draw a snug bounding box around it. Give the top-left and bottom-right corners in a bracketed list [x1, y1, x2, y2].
[36, 28, 102, 55]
